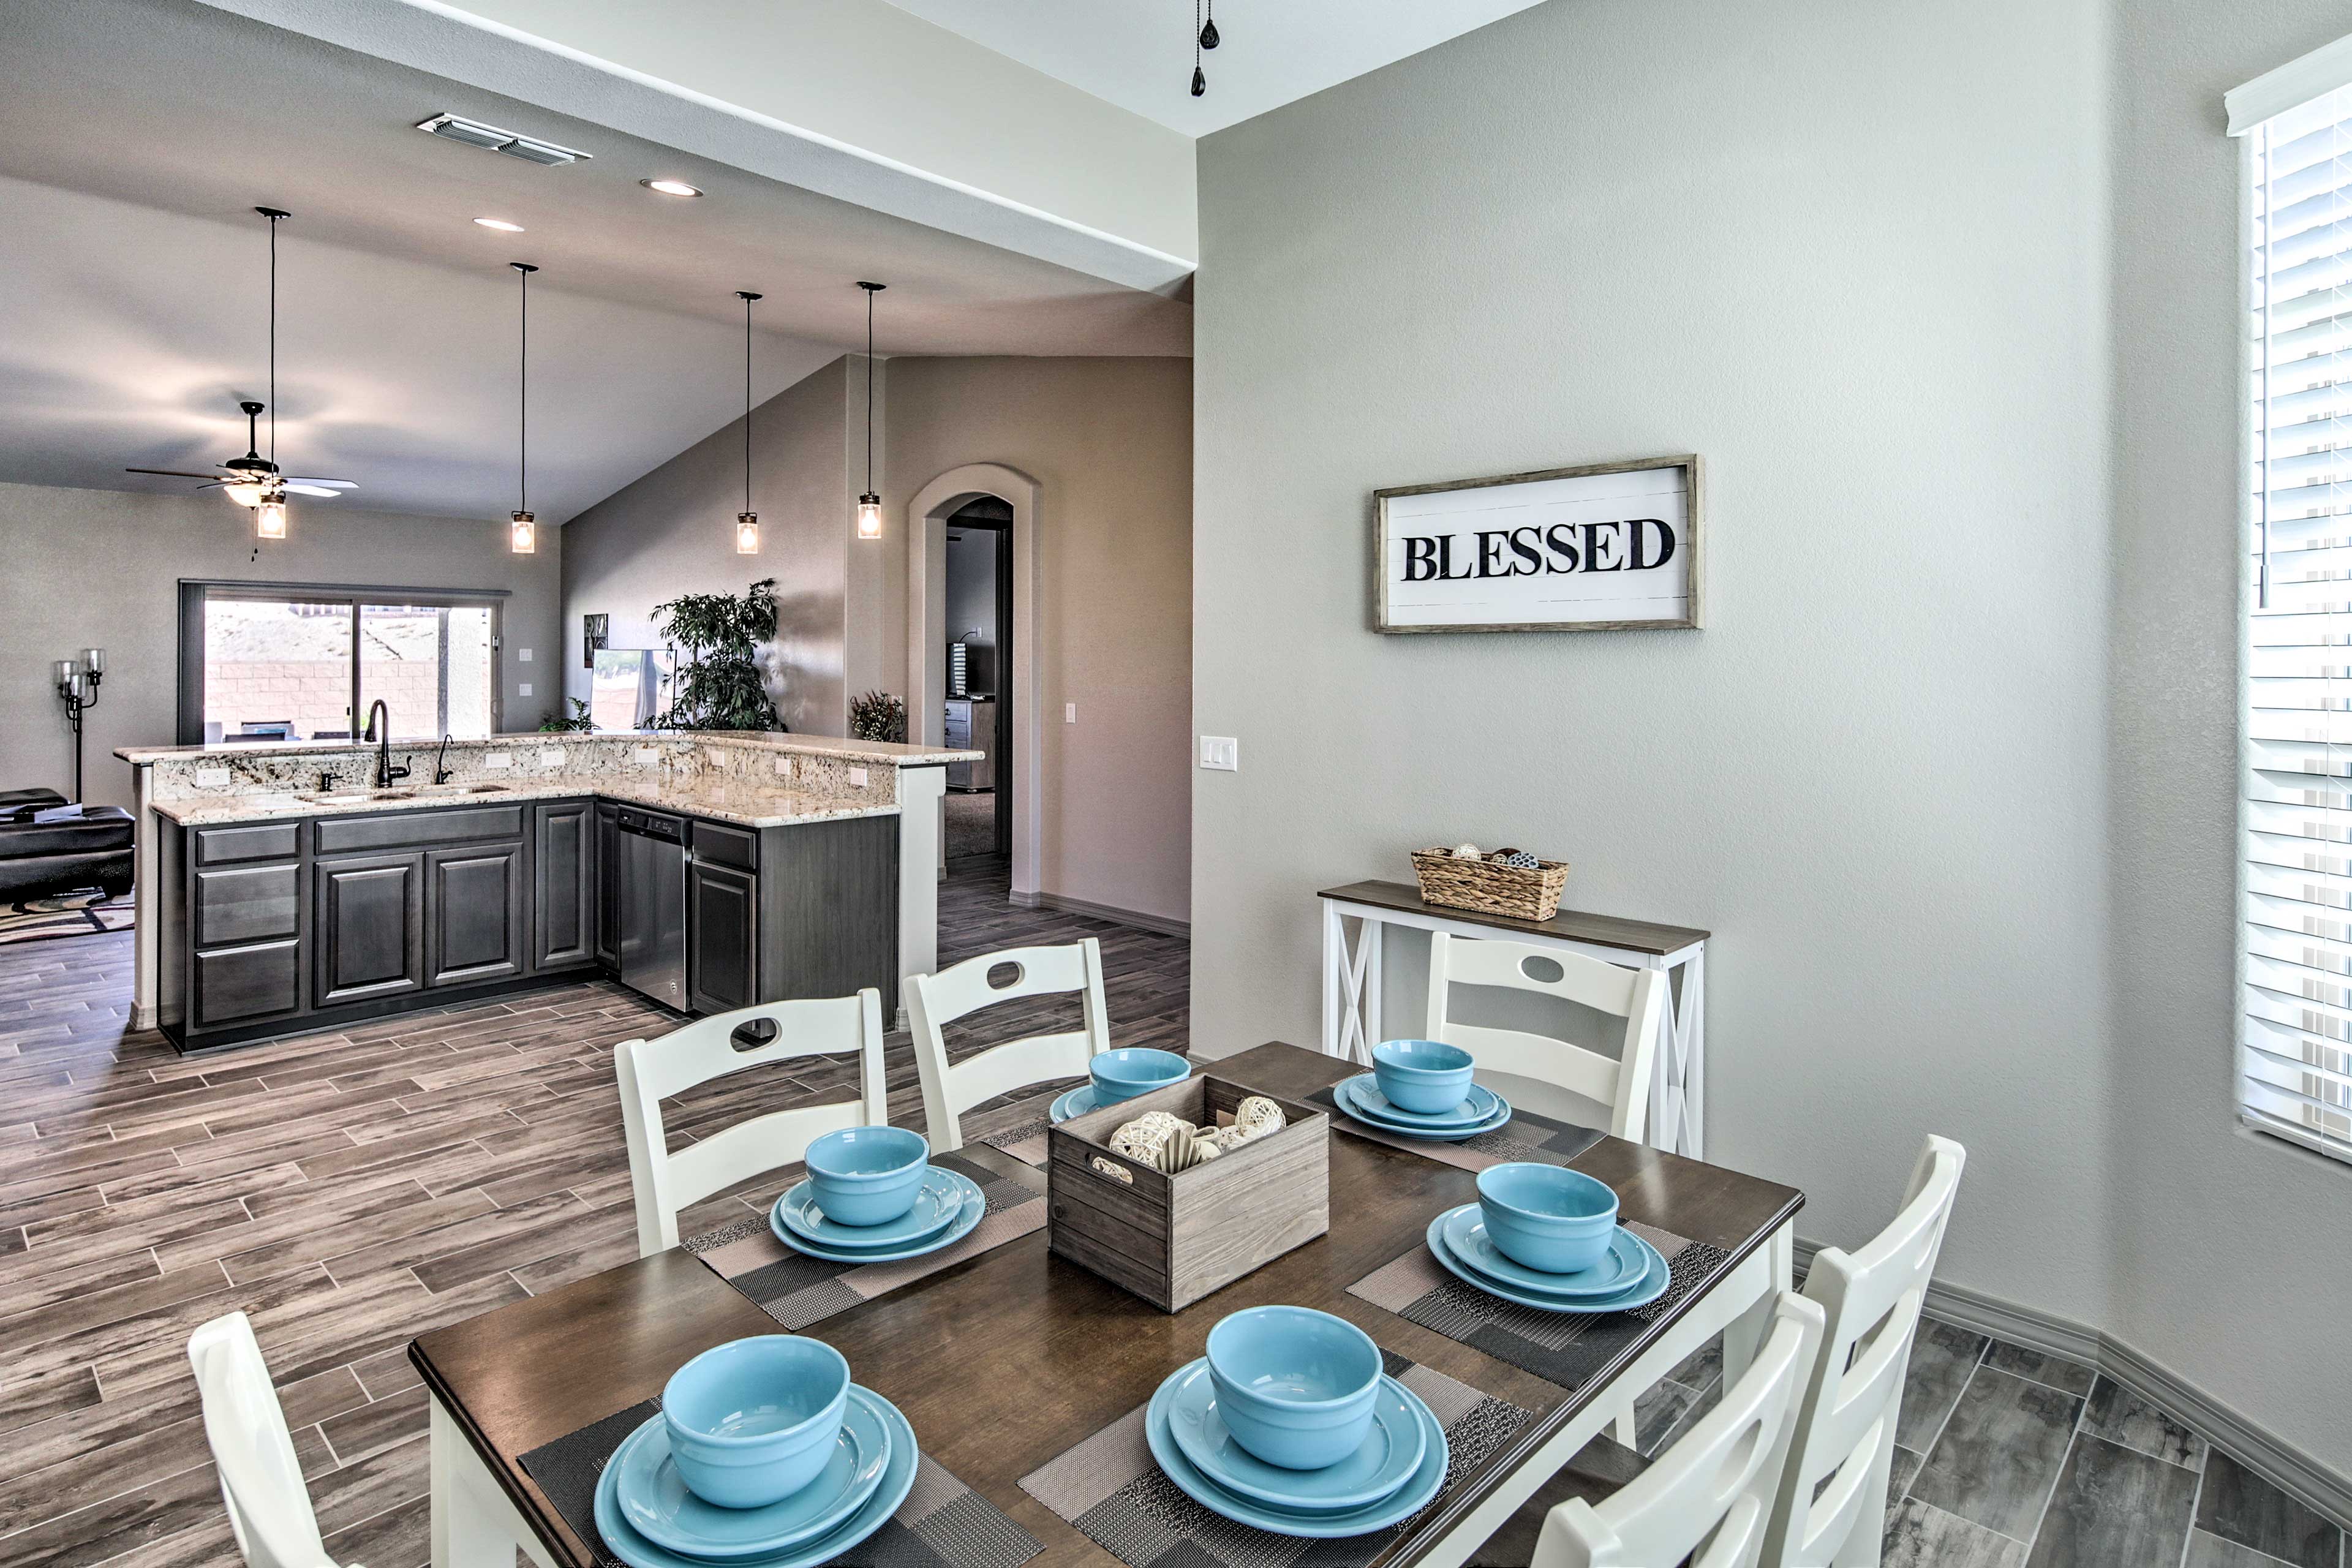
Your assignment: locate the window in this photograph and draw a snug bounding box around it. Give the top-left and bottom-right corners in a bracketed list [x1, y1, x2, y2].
[178, 583, 504, 745]
[2234, 44, 2352, 1163]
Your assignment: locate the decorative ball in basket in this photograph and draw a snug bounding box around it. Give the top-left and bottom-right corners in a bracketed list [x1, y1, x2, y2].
[1410, 842, 1569, 922]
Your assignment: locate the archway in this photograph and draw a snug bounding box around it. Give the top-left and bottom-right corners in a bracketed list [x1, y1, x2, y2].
[905, 463, 1041, 902]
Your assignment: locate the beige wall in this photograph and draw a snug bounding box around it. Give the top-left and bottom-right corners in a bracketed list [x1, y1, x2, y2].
[0, 480, 562, 813]
[560, 360, 856, 734]
[883, 357, 1193, 928]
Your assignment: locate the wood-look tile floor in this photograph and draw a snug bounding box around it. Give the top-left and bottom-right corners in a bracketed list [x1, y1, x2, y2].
[0, 862, 1185, 1568]
[1, 865, 2339, 1568]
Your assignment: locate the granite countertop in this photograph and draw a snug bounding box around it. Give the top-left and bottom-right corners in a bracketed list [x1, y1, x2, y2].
[149, 777, 900, 831]
[116, 729, 980, 767]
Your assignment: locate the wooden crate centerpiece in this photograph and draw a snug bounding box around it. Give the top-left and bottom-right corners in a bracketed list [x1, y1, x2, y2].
[1047, 1075, 1329, 1313]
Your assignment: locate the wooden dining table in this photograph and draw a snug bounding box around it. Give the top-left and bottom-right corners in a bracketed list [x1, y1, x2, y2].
[412, 1041, 1801, 1568]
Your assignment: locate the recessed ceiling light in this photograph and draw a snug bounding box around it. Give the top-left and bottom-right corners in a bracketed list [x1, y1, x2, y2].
[641, 179, 703, 198]
[473, 217, 526, 232]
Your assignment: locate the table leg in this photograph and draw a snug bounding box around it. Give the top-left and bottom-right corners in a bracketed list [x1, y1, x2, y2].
[1720, 1220, 1795, 1386]
[432, 1389, 553, 1568]
[1361, 919, 1382, 1057]
[1322, 902, 1344, 1057]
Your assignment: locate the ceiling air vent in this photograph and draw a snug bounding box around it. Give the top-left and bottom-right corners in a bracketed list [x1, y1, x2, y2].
[415, 113, 590, 167]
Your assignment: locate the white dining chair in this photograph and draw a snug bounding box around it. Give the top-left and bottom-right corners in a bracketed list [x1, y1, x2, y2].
[1531, 1293, 1825, 1568]
[1760, 1135, 1967, 1568]
[615, 990, 888, 1256]
[903, 938, 1110, 1150]
[188, 1311, 344, 1568]
[1423, 932, 1667, 1143]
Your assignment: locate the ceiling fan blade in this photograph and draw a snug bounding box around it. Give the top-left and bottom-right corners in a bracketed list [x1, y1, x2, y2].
[124, 467, 228, 480]
[279, 477, 357, 489]
[282, 484, 344, 498]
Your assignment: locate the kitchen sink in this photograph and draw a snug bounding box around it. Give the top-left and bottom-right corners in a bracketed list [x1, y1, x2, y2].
[421, 783, 513, 795]
[296, 790, 417, 805]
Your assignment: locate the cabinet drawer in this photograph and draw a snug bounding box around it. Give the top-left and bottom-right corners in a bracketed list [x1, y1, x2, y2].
[194, 822, 300, 865]
[692, 820, 759, 871]
[315, 805, 526, 854]
[193, 939, 301, 1028]
[195, 864, 299, 947]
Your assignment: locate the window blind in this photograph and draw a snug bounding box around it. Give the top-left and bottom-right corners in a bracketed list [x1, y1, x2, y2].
[2244, 84, 2352, 1163]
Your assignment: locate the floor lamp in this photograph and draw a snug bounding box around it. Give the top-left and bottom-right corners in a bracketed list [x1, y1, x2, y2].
[52, 648, 104, 804]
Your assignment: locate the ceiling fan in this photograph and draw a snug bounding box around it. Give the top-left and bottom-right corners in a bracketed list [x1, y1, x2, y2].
[123, 208, 355, 535]
[127, 399, 357, 503]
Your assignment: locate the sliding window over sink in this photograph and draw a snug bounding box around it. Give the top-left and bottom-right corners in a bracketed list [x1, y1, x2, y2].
[175, 579, 505, 745]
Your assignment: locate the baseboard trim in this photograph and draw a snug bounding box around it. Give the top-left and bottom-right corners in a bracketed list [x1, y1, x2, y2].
[1792, 1238, 2352, 1529]
[1003, 888, 1189, 939]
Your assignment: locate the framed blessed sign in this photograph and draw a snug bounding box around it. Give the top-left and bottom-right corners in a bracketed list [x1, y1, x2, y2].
[1373, 454, 1703, 633]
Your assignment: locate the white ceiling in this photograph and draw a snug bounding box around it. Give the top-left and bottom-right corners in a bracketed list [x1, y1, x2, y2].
[878, 0, 1555, 137]
[0, 0, 1189, 524]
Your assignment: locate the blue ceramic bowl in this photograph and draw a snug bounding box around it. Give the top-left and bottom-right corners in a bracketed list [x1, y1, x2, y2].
[1370, 1039, 1475, 1115]
[804, 1126, 929, 1227]
[1088, 1047, 1191, 1106]
[1204, 1306, 1382, 1471]
[662, 1336, 851, 1509]
[1476, 1164, 1619, 1274]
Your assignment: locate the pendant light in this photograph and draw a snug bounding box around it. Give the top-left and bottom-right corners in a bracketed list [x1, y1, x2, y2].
[735, 290, 763, 554]
[856, 281, 885, 540]
[255, 208, 290, 537]
[508, 262, 538, 553]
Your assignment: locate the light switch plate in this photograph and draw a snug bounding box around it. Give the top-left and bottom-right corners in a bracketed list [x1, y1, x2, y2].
[195, 766, 231, 788]
[633, 747, 660, 766]
[518, 682, 533, 697]
[519, 647, 532, 663]
[1199, 736, 1238, 771]
[1065, 703, 1077, 723]
[538, 747, 565, 767]
[484, 752, 513, 769]
[848, 766, 869, 786]
[774, 756, 793, 775]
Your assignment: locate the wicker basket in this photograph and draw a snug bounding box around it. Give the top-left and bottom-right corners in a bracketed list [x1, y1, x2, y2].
[1411, 846, 1569, 922]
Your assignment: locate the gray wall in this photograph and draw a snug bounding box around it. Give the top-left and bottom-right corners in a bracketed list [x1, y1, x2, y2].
[945, 525, 1000, 693]
[0, 481, 561, 813]
[560, 360, 854, 734]
[1196, 0, 2116, 1332]
[2109, 0, 2352, 1474]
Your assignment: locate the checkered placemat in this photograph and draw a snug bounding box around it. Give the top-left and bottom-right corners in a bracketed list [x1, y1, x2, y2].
[1019, 1350, 1529, 1567]
[1349, 1221, 1732, 1392]
[1305, 1085, 1605, 1173]
[520, 1396, 1044, 1568]
[682, 1153, 1046, 1330]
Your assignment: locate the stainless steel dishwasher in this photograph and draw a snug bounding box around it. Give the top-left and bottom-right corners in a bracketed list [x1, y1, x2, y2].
[615, 806, 687, 1009]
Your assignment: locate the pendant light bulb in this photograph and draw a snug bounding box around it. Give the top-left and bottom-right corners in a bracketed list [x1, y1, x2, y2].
[255, 495, 288, 540]
[856, 281, 886, 541]
[510, 511, 537, 554]
[736, 290, 763, 554]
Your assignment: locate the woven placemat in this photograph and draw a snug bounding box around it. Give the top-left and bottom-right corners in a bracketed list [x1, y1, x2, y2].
[1304, 1085, 1605, 1173]
[519, 1396, 1044, 1568]
[1349, 1221, 1731, 1391]
[683, 1153, 1046, 1330]
[1019, 1349, 1529, 1567]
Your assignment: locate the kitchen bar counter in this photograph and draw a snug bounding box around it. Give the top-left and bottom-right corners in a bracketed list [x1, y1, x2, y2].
[147, 780, 896, 831]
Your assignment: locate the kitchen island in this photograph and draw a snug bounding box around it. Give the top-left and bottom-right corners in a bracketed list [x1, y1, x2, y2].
[116, 730, 978, 1049]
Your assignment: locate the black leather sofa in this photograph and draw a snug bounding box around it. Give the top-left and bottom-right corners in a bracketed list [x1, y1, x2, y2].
[1, 790, 135, 901]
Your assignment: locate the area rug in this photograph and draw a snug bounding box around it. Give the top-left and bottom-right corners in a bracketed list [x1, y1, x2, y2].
[0, 888, 134, 944]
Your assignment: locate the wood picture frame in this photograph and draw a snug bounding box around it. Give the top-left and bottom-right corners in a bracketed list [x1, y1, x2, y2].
[1373, 454, 1704, 633]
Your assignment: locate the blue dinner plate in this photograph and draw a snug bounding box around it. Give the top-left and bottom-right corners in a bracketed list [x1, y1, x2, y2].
[1050, 1084, 1105, 1122]
[1163, 1359, 1425, 1513]
[1434, 1204, 1647, 1298]
[1338, 1074, 1504, 1130]
[1426, 1212, 1669, 1314]
[776, 1167, 968, 1251]
[608, 1385, 893, 1558]
[771, 1172, 984, 1262]
[594, 1386, 916, 1568]
[1145, 1364, 1447, 1537]
[1336, 1079, 1512, 1142]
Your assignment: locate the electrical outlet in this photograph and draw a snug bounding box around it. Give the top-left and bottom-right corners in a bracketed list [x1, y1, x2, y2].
[633, 747, 660, 767]
[1065, 703, 1077, 723]
[1199, 736, 1238, 771]
[518, 682, 533, 697]
[849, 766, 869, 787]
[538, 747, 565, 767]
[518, 647, 533, 663]
[774, 756, 793, 776]
[195, 767, 231, 788]
[484, 752, 513, 769]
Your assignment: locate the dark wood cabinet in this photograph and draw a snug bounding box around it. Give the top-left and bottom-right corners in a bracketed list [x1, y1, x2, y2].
[534, 801, 595, 970]
[426, 843, 526, 987]
[688, 859, 758, 1016]
[192, 938, 301, 1029]
[594, 801, 622, 968]
[315, 851, 426, 1006]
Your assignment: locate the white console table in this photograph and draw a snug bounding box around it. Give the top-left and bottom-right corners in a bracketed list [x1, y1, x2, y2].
[1317, 880, 1710, 1159]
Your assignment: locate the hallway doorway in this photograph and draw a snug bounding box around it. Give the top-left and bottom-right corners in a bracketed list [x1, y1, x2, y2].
[943, 497, 1011, 870]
